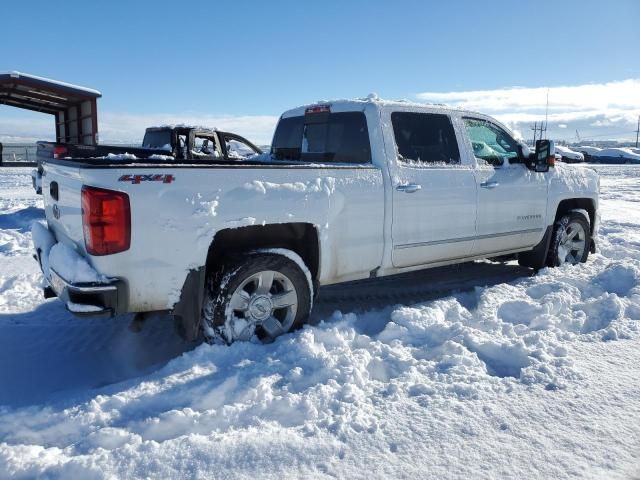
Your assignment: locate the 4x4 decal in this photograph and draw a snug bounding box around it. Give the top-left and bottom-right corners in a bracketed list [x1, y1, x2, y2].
[118, 174, 175, 184]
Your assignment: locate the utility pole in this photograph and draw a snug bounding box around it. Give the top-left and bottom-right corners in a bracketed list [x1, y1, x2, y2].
[636, 115, 639, 148]
[530, 121, 548, 144]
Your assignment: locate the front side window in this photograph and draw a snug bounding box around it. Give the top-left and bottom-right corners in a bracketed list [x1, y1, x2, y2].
[223, 136, 257, 159]
[272, 111, 371, 164]
[391, 112, 460, 165]
[463, 118, 519, 166]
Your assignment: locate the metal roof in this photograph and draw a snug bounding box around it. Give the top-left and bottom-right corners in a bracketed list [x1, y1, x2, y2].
[0, 71, 101, 115]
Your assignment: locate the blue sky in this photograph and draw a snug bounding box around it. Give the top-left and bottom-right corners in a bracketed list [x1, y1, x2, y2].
[1, 0, 639, 143]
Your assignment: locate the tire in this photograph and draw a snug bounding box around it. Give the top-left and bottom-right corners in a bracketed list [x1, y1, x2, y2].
[201, 251, 312, 344]
[547, 212, 591, 267]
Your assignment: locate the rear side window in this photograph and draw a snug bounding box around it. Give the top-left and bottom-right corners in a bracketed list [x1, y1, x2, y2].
[272, 111, 371, 164]
[391, 112, 460, 165]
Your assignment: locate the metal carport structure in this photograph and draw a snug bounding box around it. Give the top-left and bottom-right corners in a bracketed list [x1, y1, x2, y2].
[0, 71, 101, 145]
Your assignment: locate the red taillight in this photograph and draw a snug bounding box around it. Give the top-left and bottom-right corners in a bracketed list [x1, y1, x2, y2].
[81, 186, 131, 256]
[53, 146, 68, 159]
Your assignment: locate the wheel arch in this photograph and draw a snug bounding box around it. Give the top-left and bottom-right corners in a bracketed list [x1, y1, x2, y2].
[205, 223, 320, 285]
[553, 198, 597, 235]
[172, 222, 320, 341]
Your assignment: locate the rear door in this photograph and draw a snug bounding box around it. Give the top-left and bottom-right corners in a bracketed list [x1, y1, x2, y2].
[462, 117, 547, 255]
[386, 110, 477, 268]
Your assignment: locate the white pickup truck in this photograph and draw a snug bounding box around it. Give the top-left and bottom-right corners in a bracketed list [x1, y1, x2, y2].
[32, 98, 599, 343]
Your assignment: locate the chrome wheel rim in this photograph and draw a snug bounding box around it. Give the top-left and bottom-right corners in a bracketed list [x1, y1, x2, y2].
[226, 270, 298, 341]
[557, 221, 587, 265]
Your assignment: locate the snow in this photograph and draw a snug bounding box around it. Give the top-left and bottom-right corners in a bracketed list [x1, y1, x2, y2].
[243, 178, 337, 196]
[48, 242, 107, 284]
[0, 165, 640, 479]
[2, 71, 102, 96]
[66, 301, 104, 313]
[147, 154, 175, 161]
[97, 152, 139, 161]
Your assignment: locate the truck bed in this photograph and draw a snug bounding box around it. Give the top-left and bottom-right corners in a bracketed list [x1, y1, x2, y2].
[43, 157, 376, 169]
[37, 141, 172, 162]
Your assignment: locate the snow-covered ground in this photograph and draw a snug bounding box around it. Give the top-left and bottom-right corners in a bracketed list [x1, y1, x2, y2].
[0, 166, 639, 479]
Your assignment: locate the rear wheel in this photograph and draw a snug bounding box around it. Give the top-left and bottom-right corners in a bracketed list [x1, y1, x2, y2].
[201, 251, 312, 344]
[547, 212, 591, 267]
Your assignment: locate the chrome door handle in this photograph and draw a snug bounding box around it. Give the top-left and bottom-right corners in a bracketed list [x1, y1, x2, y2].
[480, 181, 499, 189]
[396, 183, 422, 193]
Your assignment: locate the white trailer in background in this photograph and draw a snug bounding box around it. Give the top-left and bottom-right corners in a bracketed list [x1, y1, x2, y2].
[0, 71, 102, 191]
[0, 71, 101, 146]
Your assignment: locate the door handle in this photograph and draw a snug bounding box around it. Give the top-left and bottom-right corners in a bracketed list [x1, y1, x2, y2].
[396, 183, 422, 193]
[480, 181, 499, 189]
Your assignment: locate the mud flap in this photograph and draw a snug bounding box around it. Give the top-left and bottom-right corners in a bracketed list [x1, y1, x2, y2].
[172, 267, 206, 341]
[518, 226, 553, 271]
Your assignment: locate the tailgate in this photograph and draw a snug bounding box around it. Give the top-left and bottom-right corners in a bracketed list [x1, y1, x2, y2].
[41, 161, 87, 253]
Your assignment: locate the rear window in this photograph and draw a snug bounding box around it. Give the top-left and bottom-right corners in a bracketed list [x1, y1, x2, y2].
[272, 111, 371, 164]
[142, 130, 172, 150]
[391, 112, 460, 165]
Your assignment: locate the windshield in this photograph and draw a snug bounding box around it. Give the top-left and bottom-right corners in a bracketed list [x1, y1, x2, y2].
[142, 130, 172, 151]
[272, 111, 371, 164]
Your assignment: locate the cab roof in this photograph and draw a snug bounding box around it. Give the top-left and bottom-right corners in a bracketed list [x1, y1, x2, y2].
[279, 95, 521, 141]
[280, 94, 474, 119]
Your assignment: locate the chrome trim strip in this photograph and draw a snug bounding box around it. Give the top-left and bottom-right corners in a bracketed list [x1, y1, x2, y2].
[394, 228, 543, 250]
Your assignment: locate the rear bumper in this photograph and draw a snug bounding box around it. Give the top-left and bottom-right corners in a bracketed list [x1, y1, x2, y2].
[47, 267, 127, 317]
[32, 222, 128, 317]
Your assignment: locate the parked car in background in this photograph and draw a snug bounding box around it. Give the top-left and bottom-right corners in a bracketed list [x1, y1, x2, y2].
[576, 145, 602, 163]
[592, 147, 640, 164]
[555, 145, 584, 163]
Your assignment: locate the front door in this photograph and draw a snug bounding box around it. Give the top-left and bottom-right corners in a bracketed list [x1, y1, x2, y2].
[462, 118, 548, 255]
[388, 111, 477, 268]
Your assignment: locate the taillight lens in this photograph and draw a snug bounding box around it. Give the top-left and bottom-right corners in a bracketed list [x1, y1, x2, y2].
[81, 186, 131, 256]
[53, 146, 68, 159]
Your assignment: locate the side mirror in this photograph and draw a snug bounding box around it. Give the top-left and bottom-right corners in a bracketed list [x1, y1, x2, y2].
[534, 139, 555, 172]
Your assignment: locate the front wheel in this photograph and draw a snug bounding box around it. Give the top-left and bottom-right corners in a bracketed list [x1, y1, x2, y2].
[547, 212, 591, 267]
[201, 251, 312, 344]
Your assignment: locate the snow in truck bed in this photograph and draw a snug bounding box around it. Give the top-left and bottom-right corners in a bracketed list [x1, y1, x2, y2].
[0, 165, 639, 479]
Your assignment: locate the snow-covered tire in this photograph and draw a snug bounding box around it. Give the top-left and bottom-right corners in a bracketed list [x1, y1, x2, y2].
[547, 212, 591, 267]
[201, 252, 312, 344]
